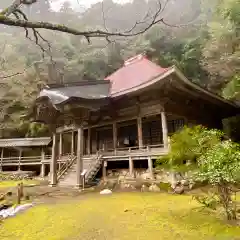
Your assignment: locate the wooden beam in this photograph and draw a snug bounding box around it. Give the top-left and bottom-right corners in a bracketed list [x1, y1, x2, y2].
[40, 148, 46, 178]
[113, 122, 117, 150]
[147, 156, 154, 179]
[129, 156, 134, 177]
[49, 133, 57, 187]
[18, 149, 22, 171]
[87, 128, 91, 155]
[56, 124, 78, 133]
[161, 111, 168, 149]
[137, 117, 143, 148]
[59, 133, 63, 157]
[76, 127, 84, 188]
[0, 148, 3, 171]
[102, 160, 107, 182]
[71, 131, 75, 155]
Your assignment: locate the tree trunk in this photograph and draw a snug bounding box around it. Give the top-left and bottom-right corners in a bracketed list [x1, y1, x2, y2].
[217, 183, 237, 221]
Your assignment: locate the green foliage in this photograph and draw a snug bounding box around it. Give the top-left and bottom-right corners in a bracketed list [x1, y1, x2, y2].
[222, 74, 240, 100]
[156, 126, 223, 169]
[158, 182, 171, 192]
[196, 140, 240, 184]
[193, 193, 220, 210]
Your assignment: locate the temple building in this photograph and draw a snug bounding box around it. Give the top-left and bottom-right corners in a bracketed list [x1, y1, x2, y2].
[30, 54, 239, 187]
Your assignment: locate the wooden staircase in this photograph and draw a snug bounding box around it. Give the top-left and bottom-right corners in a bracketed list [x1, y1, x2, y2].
[57, 154, 103, 187]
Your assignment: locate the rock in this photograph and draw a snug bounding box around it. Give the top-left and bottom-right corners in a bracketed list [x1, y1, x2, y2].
[180, 179, 189, 186]
[120, 183, 136, 190]
[141, 172, 154, 180]
[118, 176, 125, 183]
[149, 183, 160, 192]
[155, 175, 163, 181]
[141, 184, 148, 192]
[170, 181, 178, 190]
[174, 185, 184, 194]
[100, 189, 112, 195]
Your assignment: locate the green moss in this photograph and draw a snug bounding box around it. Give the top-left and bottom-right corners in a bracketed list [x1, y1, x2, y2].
[0, 180, 40, 189]
[1, 193, 240, 240]
[159, 182, 171, 191]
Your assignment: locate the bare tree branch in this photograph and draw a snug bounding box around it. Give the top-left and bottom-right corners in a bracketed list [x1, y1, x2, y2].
[0, 0, 37, 16]
[0, 0, 170, 40]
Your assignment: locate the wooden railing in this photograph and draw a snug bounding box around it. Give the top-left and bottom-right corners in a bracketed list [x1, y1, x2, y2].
[98, 144, 166, 156]
[57, 154, 77, 181]
[85, 154, 103, 182]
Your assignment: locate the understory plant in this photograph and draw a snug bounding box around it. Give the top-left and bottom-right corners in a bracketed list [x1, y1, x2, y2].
[196, 140, 240, 220]
[156, 125, 223, 171]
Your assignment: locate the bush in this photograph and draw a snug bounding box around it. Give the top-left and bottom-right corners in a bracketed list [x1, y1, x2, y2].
[196, 140, 240, 220]
[156, 125, 223, 169]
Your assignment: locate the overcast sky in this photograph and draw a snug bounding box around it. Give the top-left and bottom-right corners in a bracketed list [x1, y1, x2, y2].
[52, 0, 132, 10]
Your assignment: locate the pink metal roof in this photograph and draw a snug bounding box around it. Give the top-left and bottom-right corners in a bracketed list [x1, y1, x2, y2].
[105, 54, 169, 95]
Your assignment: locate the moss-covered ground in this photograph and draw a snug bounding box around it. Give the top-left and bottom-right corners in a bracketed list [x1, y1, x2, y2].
[1, 192, 240, 240]
[0, 180, 40, 189]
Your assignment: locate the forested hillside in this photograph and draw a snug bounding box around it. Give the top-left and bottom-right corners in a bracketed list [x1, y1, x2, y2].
[0, 0, 239, 138]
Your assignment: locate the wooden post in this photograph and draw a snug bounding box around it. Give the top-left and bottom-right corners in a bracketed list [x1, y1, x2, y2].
[18, 149, 22, 171]
[161, 111, 168, 149]
[59, 132, 63, 157]
[102, 160, 107, 182]
[49, 133, 58, 187]
[71, 131, 75, 155]
[113, 122, 117, 151]
[76, 127, 83, 188]
[147, 156, 154, 179]
[137, 117, 143, 149]
[87, 128, 91, 155]
[0, 148, 3, 171]
[129, 156, 134, 177]
[40, 148, 45, 178]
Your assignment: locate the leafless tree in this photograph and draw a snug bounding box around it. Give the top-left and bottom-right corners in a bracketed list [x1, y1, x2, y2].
[0, 0, 170, 43]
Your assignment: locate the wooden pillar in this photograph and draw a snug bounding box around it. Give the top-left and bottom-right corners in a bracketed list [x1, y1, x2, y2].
[129, 156, 134, 177]
[0, 148, 3, 171]
[87, 128, 91, 155]
[161, 111, 168, 149]
[102, 160, 107, 182]
[76, 127, 83, 188]
[71, 131, 75, 155]
[59, 132, 63, 157]
[18, 149, 22, 171]
[113, 122, 117, 150]
[49, 133, 58, 187]
[137, 117, 143, 148]
[40, 148, 45, 178]
[147, 156, 154, 179]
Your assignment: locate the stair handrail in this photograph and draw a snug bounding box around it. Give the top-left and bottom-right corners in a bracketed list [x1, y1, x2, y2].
[85, 152, 103, 181]
[57, 154, 77, 181]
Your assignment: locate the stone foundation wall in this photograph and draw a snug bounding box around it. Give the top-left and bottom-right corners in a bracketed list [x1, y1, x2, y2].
[0, 171, 35, 181]
[106, 168, 196, 192]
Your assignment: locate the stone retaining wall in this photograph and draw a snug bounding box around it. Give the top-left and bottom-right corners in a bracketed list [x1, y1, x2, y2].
[0, 171, 35, 181]
[106, 168, 196, 192]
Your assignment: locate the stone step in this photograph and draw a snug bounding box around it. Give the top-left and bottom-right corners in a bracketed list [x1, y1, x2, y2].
[58, 157, 102, 187]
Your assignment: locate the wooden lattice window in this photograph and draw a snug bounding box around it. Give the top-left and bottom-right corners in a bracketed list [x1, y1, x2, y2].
[167, 118, 185, 134]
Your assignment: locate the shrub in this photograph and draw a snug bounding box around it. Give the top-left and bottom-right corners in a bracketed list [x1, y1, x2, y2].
[196, 140, 240, 220]
[156, 125, 223, 169]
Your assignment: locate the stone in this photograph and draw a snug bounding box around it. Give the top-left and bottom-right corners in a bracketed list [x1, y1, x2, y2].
[120, 183, 136, 190]
[180, 179, 189, 186]
[141, 184, 148, 192]
[100, 189, 112, 195]
[149, 183, 160, 192]
[141, 172, 154, 180]
[155, 174, 164, 181]
[174, 185, 184, 194]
